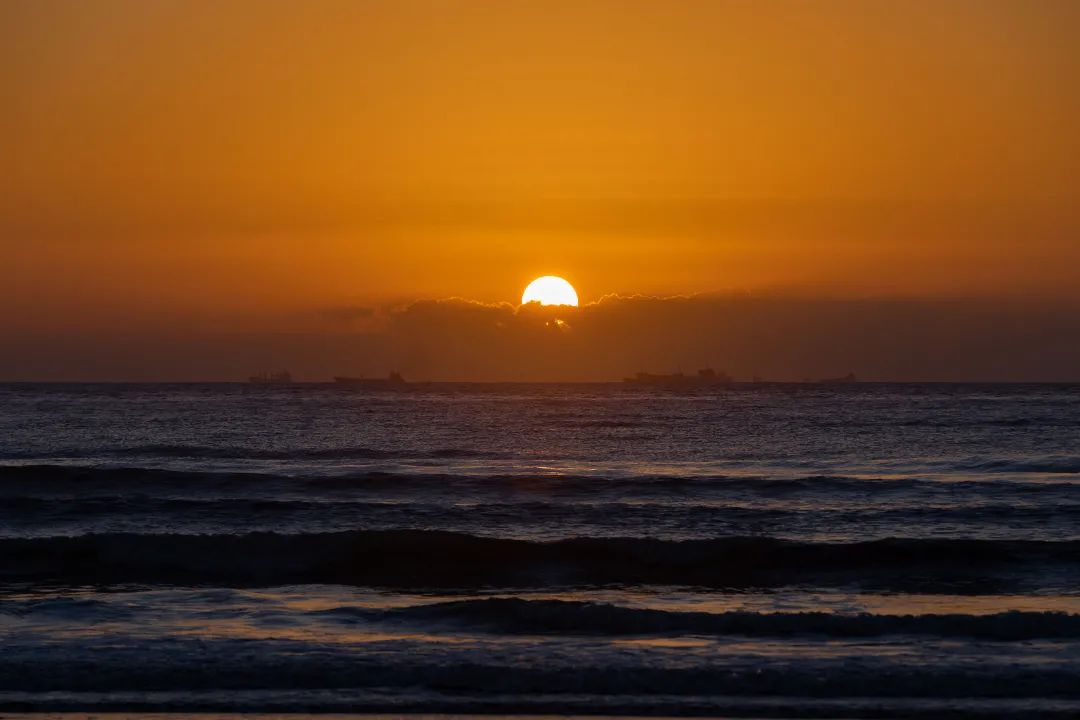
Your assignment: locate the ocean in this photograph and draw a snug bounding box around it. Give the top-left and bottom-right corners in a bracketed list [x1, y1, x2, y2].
[0, 382, 1078, 718]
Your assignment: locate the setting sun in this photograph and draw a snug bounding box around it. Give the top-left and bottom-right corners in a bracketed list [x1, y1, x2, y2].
[522, 276, 579, 307]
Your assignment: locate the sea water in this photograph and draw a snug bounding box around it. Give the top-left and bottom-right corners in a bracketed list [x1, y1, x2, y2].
[1, 382, 1078, 717]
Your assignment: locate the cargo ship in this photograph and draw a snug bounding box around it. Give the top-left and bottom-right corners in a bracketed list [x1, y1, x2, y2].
[333, 372, 408, 389]
[623, 368, 733, 388]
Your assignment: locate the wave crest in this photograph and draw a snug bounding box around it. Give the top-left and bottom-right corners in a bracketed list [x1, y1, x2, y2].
[320, 598, 1080, 640]
[2, 530, 1075, 589]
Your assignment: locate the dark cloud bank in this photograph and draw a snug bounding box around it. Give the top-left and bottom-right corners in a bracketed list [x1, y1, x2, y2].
[6, 295, 1080, 382]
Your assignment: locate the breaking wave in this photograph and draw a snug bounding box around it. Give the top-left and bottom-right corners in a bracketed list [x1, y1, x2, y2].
[322, 597, 1080, 640]
[2, 464, 1077, 496]
[949, 456, 1080, 474]
[0, 444, 501, 461]
[2, 530, 1076, 589]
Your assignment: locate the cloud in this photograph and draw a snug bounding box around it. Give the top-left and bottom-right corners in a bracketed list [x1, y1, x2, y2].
[374, 294, 1080, 382]
[3, 294, 1079, 381]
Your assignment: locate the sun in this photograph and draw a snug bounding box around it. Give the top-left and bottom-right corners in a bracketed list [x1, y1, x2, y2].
[522, 276, 579, 307]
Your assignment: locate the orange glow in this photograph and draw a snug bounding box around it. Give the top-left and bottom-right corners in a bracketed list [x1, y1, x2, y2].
[2, 1, 1080, 379]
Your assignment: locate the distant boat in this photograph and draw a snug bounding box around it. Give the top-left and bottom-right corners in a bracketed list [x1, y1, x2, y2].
[819, 372, 857, 384]
[333, 372, 408, 389]
[623, 368, 733, 388]
[249, 370, 293, 384]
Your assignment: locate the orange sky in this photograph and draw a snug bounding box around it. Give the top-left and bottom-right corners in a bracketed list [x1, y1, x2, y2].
[3, 1, 1080, 375]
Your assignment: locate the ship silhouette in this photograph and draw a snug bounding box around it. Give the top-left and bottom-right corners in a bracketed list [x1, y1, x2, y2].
[333, 372, 408, 389]
[623, 367, 733, 388]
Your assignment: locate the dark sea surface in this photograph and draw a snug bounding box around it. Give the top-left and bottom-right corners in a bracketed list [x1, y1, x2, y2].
[1, 382, 1078, 718]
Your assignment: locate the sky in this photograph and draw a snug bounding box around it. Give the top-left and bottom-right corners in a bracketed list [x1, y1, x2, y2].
[3, 0, 1080, 380]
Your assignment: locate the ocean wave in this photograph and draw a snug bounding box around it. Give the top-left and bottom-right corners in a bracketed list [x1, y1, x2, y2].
[949, 456, 1080, 474]
[0, 444, 502, 461]
[2, 530, 1075, 589]
[5, 594, 1076, 641]
[3, 689, 1080, 716]
[3, 464, 1078, 496]
[320, 598, 1080, 640]
[2, 494, 1076, 536]
[2, 637, 1079, 701]
[0, 596, 135, 621]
